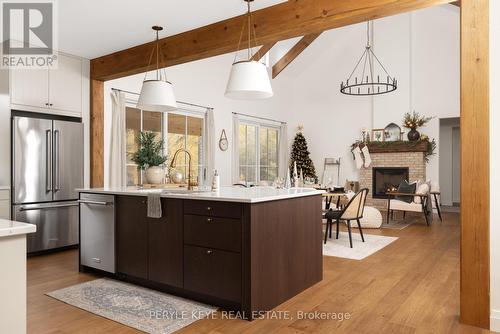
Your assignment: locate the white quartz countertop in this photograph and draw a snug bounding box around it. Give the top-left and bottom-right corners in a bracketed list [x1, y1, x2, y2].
[77, 186, 325, 203]
[0, 220, 36, 238]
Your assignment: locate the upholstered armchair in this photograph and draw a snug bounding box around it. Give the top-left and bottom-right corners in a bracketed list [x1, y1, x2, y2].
[386, 182, 433, 225]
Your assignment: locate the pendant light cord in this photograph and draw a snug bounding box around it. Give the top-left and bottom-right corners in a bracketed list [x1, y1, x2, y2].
[366, 21, 370, 47]
[250, 3, 260, 60]
[143, 45, 156, 82]
[143, 26, 167, 82]
[247, 0, 251, 60]
[233, 1, 261, 63]
[156, 29, 159, 80]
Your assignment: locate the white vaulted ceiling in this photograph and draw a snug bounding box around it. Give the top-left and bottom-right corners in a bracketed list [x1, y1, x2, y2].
[57, 0, 286, 59]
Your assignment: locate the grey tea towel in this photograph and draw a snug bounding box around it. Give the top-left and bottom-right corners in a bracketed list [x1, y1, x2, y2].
[147, 191, 162, 219]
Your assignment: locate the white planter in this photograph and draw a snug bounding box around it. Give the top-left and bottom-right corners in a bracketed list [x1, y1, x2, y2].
[145, 166, 164, 184]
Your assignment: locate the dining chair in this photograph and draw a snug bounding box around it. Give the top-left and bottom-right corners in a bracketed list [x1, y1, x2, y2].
[324, 188, 369, 248]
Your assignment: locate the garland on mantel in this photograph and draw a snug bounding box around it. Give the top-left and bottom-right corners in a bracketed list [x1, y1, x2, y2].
[351, 137, 436, 163]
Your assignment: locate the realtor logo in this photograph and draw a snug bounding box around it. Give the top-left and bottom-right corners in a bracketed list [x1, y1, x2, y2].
[1, 0, 57, 68]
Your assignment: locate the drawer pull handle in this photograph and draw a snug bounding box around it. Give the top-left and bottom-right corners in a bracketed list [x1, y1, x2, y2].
[206, 250, 213, 255]
[92, 257, 101, 263]
[206, 206, 212, 211]
[206, 218, 213, 223]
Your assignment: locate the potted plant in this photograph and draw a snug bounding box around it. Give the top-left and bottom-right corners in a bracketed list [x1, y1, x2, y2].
[131, 131, 167, 184]
[402, 111, 434, 141]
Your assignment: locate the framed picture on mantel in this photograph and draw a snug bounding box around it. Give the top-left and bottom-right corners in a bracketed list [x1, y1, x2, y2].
[372, 129, 385, 142]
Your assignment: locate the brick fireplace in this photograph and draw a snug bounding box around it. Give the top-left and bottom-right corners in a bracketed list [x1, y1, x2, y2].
[359, 142, 427, 211]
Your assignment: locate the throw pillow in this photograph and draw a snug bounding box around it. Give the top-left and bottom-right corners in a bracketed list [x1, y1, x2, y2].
[414, 183, 430, 204]
[395, 180, 417, 203]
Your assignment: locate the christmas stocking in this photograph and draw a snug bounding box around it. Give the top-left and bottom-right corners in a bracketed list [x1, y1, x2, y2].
[352, 146, 363, 169]
[361, 145, 372, 168]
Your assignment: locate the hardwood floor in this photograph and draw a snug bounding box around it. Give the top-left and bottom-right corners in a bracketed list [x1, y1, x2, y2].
[27, 212, 492, 333]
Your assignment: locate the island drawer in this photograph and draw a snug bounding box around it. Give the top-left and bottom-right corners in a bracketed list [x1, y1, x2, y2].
[184, 200, 242, 219]
[184, 245, 241, 303]
[184, 214, 241, 252]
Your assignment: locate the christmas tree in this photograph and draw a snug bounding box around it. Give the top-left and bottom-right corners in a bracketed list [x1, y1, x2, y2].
[289, 126, 318, 183]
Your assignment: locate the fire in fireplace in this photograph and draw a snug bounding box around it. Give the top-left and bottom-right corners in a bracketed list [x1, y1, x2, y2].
[372, 167, 409, 199]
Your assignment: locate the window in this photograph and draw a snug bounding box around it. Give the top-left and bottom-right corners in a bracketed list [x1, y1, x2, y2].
[125, 104, 206, 186]
[238, 121, 279, 184]
[166, 113, 205, 185]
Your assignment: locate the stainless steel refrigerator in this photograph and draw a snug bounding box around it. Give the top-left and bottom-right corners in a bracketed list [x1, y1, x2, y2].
[11, 112, 83, 253]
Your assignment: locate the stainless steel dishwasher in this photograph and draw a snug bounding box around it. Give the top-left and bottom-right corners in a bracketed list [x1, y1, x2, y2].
[79, 193, 115, 273]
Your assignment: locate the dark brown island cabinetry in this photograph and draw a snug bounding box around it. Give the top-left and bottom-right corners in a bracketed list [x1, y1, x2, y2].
[115, 196, 148, 279]
[115, 196, 183, 287]
[82, 193, 323, 319]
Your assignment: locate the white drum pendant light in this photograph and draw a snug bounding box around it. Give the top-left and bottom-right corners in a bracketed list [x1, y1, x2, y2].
[137, 26, 177, 111]
[225, 0, 273, 100]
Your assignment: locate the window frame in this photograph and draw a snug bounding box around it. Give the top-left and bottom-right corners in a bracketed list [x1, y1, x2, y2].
[238, 118, 281, 184]
[125, 101, 208, 186]
[164, 108, 207, 186]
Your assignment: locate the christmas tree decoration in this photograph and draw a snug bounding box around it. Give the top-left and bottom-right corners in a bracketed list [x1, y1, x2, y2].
[293, 161, 299, 187]
[285, 166, 292, 189]
[289, 127, 318, 183]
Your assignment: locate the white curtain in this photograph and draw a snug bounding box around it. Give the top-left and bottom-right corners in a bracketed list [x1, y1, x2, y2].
[232, 115, 240, 184]
[278, 123, 289, 179]
[109, 90, 127, 187]
[205, 108, 215, 186]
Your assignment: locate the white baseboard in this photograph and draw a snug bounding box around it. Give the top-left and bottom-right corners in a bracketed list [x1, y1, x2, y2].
[490, 309, 500, 332]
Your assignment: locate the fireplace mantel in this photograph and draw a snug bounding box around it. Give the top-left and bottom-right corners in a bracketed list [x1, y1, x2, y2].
[360, 141, 427, 154]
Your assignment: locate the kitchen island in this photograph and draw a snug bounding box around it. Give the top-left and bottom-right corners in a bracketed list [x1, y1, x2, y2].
[0, 220, 36, 334]
[77, 186, 324, 319]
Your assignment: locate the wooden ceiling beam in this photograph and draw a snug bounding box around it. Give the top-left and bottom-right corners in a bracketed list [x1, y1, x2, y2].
[250, 42, 277, 61]
[90, 0, 456, 81]
[272, 33, 321, 78]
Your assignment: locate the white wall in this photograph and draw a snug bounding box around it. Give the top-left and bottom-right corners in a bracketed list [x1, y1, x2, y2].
[490, 0, 500, 330]
[373, 13, 412, 129]
[103, 5, 459, 189]
[372, 6, 460, 184]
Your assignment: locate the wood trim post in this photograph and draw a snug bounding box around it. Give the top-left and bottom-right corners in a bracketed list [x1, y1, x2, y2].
[250, 42, 277, 61]
[90, 79, 104, 187]
[460, 0, 490, 328]
[272, 33, 321, 78]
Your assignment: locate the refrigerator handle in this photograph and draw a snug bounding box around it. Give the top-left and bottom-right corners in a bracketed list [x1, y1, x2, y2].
[54, 129, 60, 192]
[46, 129, 52, 193]
[19, 201, 80, 211]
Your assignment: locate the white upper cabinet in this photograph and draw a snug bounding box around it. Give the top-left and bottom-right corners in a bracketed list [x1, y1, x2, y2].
[10, 67, 49, 109]
[49, 54, 82, 114]
[10, 52, 84, 117]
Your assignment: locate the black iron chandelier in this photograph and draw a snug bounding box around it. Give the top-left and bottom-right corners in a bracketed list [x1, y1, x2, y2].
[340, 22, 397, 96]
